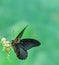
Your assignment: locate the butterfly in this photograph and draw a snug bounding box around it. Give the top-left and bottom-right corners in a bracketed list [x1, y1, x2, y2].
[11, 26, 41, 60]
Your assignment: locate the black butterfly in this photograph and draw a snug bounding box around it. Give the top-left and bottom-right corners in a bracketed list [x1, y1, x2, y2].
[11, 26, 41, 60]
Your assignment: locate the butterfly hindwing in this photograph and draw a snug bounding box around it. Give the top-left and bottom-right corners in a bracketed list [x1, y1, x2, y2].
[19, 38, 41, 50]
[12, 43, 28, 60]
[17, 47, 28, 60]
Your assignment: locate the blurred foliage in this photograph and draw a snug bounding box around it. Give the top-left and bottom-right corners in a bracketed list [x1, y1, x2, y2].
[0, 0, 59, 65]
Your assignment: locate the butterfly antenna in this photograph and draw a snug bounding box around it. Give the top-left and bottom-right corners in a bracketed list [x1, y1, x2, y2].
[15, 25, 28, 40]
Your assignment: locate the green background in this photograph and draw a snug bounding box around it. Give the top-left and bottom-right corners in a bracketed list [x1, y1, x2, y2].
[0, 0, 59, 65]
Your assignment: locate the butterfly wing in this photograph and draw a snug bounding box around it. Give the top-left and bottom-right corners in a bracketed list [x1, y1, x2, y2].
[19, 38, 41, 50]
[13, 25, 28, 44]
[17, 47, 28, 60]
[12, 38, 40, 60]
[12, 43, 28, 60]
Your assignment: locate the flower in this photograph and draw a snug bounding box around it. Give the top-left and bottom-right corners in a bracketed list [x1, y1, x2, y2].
[1, 37, 6, 42]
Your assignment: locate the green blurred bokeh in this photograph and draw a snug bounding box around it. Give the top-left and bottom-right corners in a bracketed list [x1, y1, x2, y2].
[0, 0, 59, 65]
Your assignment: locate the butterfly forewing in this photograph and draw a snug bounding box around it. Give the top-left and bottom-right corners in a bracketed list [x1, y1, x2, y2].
[19, 39, 41, 50]
[14, 25, 28, 44]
